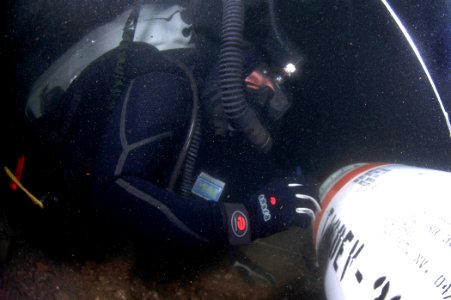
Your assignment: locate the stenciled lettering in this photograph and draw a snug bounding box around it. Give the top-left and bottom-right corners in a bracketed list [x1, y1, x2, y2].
[340, 239, 364, 281]
[321, 207, 367, 284]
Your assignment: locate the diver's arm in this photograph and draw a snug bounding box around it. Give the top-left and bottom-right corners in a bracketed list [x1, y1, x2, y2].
[92, 71, 318, 246]
[98, 175, 227, 244]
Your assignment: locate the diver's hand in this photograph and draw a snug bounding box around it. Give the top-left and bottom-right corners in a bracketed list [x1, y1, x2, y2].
[221, 177, 320, 244]
[245, 177, 321, 239]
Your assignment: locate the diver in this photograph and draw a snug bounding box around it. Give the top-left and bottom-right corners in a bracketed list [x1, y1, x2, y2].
[21, 0, 321, 248]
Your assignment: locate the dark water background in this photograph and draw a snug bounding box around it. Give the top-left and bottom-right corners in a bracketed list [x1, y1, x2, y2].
[274, 0, 451, 179]
[2, 0, 450, 178]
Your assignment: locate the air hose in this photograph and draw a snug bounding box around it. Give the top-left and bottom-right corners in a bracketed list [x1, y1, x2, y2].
[180, 116, 202, 197]
[107, 3, 141, 112]
[219, 0, 273, 153]
[266, 0, 299, 62]
[166, 56, 202, 195]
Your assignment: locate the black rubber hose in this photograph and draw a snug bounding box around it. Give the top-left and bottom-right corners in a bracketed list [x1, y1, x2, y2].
[107, 4, 141, 112]
[267, 0, 287, 52]
[219, 0, 273, 153]
[266, 0, 303, 69]
[180, 115, 202, 197]
[267, 0, 294, 58]
[166, 56, 201, 193]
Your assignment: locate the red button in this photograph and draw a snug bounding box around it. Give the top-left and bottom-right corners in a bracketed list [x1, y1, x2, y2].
[270, 196, 277, 206]
[231, 211, 249, 237]
[236, 215, 247, 231]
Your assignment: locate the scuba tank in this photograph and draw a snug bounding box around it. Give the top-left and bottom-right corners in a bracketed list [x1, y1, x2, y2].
[314, 163, 451, 300]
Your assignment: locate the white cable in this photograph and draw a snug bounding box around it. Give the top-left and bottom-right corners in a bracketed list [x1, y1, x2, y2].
[381, 0, 451, 138]
[295, 193, 322, 212]
[295, 207, 316, 226]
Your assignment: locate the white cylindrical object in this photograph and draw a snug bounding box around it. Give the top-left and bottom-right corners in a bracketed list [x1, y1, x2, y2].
[314, 163, 451, 300]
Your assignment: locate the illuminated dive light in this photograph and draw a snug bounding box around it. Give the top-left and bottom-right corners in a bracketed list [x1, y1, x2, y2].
[283, 63, 296, 76]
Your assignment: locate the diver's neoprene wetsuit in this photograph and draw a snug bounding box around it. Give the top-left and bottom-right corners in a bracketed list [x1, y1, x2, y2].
[93, 70, 228, 245]
[26, 3, 321, 247]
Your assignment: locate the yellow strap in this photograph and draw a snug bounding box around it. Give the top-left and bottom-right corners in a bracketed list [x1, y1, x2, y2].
[4, 166, 44, 209]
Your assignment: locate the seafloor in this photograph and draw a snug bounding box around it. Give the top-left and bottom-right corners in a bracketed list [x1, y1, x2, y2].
[0, 210, 324, 300]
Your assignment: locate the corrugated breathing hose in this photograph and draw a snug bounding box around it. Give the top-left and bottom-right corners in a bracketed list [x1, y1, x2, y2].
[219, 0, 273, 153]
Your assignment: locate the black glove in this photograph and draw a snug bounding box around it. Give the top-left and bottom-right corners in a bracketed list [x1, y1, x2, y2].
[249, 178, 321, 237]
[245, 177, 321, 238]
[222, 177, 321, 244]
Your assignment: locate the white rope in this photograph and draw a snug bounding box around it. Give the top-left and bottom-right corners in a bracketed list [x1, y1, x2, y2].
[295, 207, 316, 226]
[381, 0, 451, 138]
[295, 193, 322, 212]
